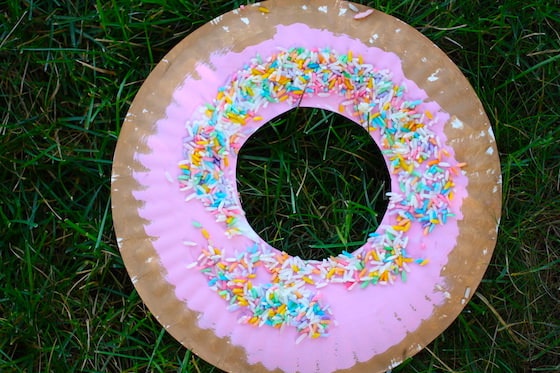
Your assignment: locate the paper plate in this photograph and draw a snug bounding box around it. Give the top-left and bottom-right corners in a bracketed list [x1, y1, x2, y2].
[111, 1, 501, 372]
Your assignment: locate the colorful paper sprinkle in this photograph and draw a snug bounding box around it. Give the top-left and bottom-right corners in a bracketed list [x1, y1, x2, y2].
[179, 47, 462, 341]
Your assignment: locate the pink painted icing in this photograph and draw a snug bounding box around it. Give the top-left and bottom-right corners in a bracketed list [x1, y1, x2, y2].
[132, 23, 468, 373]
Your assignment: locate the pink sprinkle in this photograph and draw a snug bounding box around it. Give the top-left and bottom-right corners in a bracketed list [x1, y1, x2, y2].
[354, 9, 374, 20]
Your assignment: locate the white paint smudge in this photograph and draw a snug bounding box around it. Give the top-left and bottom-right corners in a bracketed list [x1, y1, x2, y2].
[210, 15, 223, 25]
[428, 69, 441, 82]
[451, 118, 464, 129]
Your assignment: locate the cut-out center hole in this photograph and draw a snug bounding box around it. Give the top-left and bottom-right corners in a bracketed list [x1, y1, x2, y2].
[236, 108, 391, 260]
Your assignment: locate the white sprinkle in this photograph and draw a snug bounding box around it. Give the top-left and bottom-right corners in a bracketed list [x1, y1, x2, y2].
[165, 171, 174, 183]
[338, 8, 347, 16]
[488, 128, 496, 140]
[146, 257, 154, 263]
[222, 26, 229, 32]
[302, 5, 308, 10]
[421, 57, 427, 63]
[348, 3, 359, 12]
[131, 276, 138, 284]
[464, 287, 471, 299]
[318, 6, 328, 13]
[240, 17, 249, 25]
[183, 241, 197, 246]
[486, 146, 494, 155]
[186, 261, 198, 269]
[142, 108, 149, 113]
[395, 28, 401, 33]
[451, 118, 464, 129]
[483, 248, 488, 255]
[295, 333, 307, 344]
[161, 58, 169, 64]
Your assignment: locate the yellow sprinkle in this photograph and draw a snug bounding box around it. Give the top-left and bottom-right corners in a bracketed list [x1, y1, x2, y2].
[302, 276, 315, 285]
[201, 228, 210, 240]
[425, 110, 433, 119]
[253, 116, 263, 121]
[238, 298, 248, 306]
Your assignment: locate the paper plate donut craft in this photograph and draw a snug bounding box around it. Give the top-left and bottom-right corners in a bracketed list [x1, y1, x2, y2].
[112, 1, 502, 372]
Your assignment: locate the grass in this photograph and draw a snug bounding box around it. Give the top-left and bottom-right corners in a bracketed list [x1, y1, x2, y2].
[1, 0, 559, 372]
